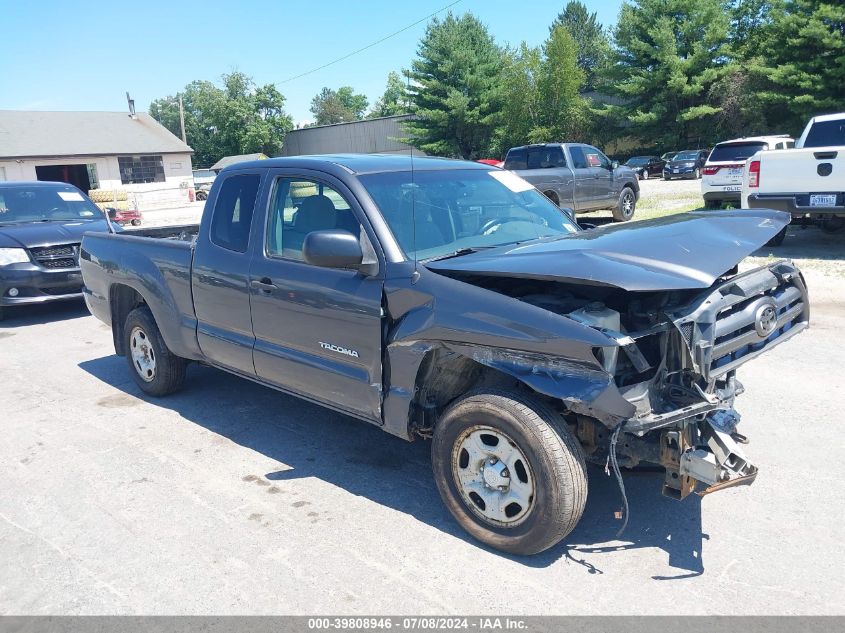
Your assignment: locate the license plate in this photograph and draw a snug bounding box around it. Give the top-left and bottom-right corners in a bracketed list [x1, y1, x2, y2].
[673, 169, 679, 173]
[723, 186, 741, 192]
[810, 194, 837, 207]
[728, 168, 743, 176]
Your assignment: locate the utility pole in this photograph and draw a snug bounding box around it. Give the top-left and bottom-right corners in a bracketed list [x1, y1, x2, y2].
[178, 95, 187, 144]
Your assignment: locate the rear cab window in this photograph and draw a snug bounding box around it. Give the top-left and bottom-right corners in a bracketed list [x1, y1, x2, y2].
[209, 173, 261, 252]
[708, 142, 767, 163]
[803, 119, 845, 148]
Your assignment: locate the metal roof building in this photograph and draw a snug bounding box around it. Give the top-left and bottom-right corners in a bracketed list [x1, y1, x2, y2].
[279, 115, 421, 157]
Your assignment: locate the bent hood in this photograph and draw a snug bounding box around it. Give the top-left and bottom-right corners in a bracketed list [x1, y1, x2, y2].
[0, 219, 111, 249]
[426, 209, 789, 292]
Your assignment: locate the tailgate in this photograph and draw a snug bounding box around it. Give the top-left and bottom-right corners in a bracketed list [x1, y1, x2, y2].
[757, 147, 844, 194]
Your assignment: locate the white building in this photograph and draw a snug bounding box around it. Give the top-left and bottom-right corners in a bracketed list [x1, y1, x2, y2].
[0, 110, 194, 210]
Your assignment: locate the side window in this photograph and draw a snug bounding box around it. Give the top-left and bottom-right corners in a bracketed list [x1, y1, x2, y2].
[504, 148, 527, 170]
[526, 147, 565, 169]
[266, 177, 360, 262]
[584, 146, 610, 169]
[569, 146, 588, 169]
[786, 140, 795, 149]
[209, 174, 261, 252]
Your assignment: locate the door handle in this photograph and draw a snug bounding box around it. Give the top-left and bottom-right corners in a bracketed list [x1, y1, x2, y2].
[250, 277, 277, 293]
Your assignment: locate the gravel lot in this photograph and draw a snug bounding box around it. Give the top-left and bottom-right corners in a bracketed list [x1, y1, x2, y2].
[1, 181, 844, 615]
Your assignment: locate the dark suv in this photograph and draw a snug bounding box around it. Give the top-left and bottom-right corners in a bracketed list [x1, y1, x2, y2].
[0, 181, 112, 320]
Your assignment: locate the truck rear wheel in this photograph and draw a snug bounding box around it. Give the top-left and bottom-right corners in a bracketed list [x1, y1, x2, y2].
[431, 390, 587, 555]
[612, 187, 636, 222]
[124, 306, 187, 396]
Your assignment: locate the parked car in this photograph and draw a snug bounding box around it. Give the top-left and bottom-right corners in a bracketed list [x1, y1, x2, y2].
[0, 181, 113, 321]
[81, 154, 806, 555]
[702, 136, 794, 209]
[742, 112, 845, 244]
[504, 143, 640, 221]
[195, 183, 212, 201]
[192, 169, 216, 188]
[660, 151, 678, 162]
[476, 159, 503, 168]
[663, 150, 709, 180]
[625, 155, 666, 180]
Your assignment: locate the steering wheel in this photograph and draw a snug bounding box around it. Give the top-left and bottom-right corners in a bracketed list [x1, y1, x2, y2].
[476, 217, 533, 235]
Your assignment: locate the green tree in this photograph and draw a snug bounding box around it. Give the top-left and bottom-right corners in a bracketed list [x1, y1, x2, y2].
[604, 0, 732, 149]
[149, 72, 293, 167]
[534, 26, 589, 143]
[405, 12, 504, 159]
[756, 0, 845, 131]
[493, 43, 543, 155]
[550, 1, 611, 92]
[309, 86, 368, 125]
[368, 71, 410, 118]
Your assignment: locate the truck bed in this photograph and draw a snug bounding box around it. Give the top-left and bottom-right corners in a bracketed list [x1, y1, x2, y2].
[80, 227, 202, 361]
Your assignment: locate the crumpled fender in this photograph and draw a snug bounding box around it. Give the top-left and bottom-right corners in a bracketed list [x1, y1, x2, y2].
[380, 266, 635, 439]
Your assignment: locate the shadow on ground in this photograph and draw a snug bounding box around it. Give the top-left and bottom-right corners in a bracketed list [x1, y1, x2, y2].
[0, 299, 89, 329]
[80, 355, 706, 576]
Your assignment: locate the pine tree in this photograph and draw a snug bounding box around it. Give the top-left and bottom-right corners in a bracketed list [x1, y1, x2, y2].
[604, 0, 732, 149]
[405, 12, 504, 159]
[550, 1, 611, 92]
[757, 0, 845, 131]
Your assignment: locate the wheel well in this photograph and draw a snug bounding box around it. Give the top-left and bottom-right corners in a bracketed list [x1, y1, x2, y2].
[110, 284, 146, 356]
[543, 190, 560, 206]
[411, 349, 560, 435]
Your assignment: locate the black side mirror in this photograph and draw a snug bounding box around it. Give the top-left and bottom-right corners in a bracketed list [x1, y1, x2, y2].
[105, 207, 118, 219]
[303, 229, 364, 270]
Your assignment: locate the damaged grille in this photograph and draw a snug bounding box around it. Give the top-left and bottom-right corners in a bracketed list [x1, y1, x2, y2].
[29, 243, 80, 270]
[673, 261, 808, 380]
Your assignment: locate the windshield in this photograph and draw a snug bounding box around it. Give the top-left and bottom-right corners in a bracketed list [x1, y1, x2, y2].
[674, 151, 699, 161]
[358, 169, 579, 261]
[709, 142, 767, 162]
[803, 119, 845, 148]
[626, 157, 649, 166]
[0, 185, 103, 225]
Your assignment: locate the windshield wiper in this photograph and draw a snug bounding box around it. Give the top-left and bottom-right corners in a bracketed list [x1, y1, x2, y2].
[422, 246, 496, 263]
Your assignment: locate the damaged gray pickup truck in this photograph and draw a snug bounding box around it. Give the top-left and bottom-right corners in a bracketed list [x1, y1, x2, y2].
[80, 155, 808, 555]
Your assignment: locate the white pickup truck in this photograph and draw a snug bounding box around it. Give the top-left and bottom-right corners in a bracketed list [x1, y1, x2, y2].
[742, 112, 845, 244]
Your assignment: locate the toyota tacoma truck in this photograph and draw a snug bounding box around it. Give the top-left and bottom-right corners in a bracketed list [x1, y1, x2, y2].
[80, 155, 808, 555]
[742, 112, 845, 242]
[503, 143, 640, 221]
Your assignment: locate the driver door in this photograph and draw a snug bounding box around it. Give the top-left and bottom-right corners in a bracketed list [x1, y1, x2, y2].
[248, 170, 384, 421]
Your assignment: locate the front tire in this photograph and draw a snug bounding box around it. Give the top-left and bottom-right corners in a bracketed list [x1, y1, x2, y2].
[124, 306, 187, 396]
[431, 390, 587, 555]
[612, 187, 636, 222]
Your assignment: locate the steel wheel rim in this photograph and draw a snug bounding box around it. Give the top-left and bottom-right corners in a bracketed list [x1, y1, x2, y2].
[451, 425, 536, 527]
[130, 326, 156, 382]
[621, 190, 635, 217]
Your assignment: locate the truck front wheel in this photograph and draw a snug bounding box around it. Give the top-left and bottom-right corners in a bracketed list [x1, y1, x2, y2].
[431, 390, 587, 555]
[124, 306, 187, 396]
[612, 187, 636, 221]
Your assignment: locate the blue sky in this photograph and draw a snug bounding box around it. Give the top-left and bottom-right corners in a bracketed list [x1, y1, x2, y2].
[0, 0, 623, 124]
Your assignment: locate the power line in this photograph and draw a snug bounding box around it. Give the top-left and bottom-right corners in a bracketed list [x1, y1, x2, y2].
[280, 0, 462, 83]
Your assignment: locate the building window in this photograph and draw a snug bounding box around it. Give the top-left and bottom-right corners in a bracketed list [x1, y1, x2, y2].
[118, 155, 165, 184]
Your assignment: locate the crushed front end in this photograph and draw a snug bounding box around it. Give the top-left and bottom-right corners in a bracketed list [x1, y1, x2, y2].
[573, 260, 808, 499]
